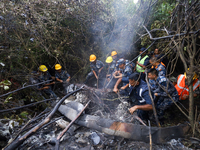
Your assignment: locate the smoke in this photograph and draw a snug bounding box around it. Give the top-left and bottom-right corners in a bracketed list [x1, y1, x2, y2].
[91, 0, 145, 56]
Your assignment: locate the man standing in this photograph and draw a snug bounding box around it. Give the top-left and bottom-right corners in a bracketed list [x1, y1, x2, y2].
[85, 54, 104, 85]
[55, 64, 71, 94]
[135, 47, 149, 80]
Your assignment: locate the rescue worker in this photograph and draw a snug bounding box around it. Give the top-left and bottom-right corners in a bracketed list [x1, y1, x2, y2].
[111, 51, 118, 64]
[85, 54, 104, 85]
[55, 64, 71, 94]
[105, 56, 115, 80]
[135, 47, 149, 81]
[147, 68, 179, 121]
[113, 58, 132, 93]
[153, 48, 168, 67]
[149, 56, 166, 77]
[128, 73, 153, 121]
[37, 65, 57, 98]
[175, 69, 199, 100]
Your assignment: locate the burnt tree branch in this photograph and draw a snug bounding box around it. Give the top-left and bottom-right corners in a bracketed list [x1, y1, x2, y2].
[4, 86, 84, 150]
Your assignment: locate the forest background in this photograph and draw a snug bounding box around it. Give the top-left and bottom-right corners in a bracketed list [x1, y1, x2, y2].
[0, 0, 200, 138]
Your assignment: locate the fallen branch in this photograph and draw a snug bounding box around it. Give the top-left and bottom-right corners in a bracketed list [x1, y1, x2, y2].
[54, 100, 91, 150]
[3, 86, 84, 150]
[149, 120, 152, 150]
[0, 98, 53, 113]
[157, 82, 188, 119]
[143, 25, 199, 40]
[0, 79, 53, 98]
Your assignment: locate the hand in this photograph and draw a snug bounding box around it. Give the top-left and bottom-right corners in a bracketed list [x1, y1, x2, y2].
[66, 78, 70, 82]
[60, 80, 63, 83]
[154, 93, 158, 96]
[136, 61, 139, 64]
[121, 86, 126, 90]
[129, 106, 138, 114]
[113, 87, 118, 93]
[95, 76, 98, 80]
[182, 94, 189, 99]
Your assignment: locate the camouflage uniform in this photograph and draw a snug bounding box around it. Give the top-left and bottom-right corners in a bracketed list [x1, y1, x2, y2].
[38, 71, 57, 98]
[121, 64, 133, 84]
[85, 60, 104, 83]
[119, 64, 133, 96]
[107, 61, 116, 75]
[156, 63, 166, 77]
[55, 70, 70, 94]
[149, 76, 179, 119]
[55, 70, 70, 81]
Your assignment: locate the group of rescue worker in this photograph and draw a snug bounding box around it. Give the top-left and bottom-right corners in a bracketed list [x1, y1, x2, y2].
[34, 47, 199, 124]
[86, 48, 200, 123]
[35, 64, 71, 99]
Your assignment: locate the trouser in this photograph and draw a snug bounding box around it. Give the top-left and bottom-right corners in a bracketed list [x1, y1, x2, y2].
[43, 88, 57, 99]
[85, 71, 105, 85]
[156, 94, 179, 119]
[137, 109, 151, 121]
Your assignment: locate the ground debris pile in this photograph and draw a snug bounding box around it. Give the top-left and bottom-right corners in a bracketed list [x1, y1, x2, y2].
[0, 84, 195, 150]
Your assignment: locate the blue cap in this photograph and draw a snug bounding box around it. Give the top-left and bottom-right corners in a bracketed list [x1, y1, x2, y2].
[140, 47, 146, 51]
[129, 72, 140, 81]
[117, 58, 125, 65]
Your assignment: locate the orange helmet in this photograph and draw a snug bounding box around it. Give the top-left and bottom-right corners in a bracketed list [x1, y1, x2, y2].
[111, 51, 117, 56]
[90, 54, 96, 62]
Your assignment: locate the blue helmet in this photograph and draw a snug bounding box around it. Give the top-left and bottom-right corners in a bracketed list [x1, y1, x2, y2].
[117, 58, 125, 65]
[140, 47, 146, 51]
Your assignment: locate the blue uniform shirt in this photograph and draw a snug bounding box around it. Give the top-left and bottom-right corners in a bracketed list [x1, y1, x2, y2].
[157, 63, 166, 77]
[90, 60, 104, 73]
[122, 64, 133, 77]
[129, 80, 152, 105]
[38, 71, 52, 83]
[55, 70, 70, 81]
[150, 76, 178, 97]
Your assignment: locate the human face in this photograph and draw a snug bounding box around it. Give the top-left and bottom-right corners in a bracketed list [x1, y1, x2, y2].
[119, 63, 125, 69]
[57, 69, 62, 73]
[147, 72, 156, 80]
[140, 51, 146, 57]
[129, 79, 139, 87]
[112, 55, 117, 60]
[154, 49, 159, 55]
[149, 60, 156, 67]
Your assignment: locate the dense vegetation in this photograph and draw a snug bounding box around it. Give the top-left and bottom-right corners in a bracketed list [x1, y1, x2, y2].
[0, 0, 200, 142]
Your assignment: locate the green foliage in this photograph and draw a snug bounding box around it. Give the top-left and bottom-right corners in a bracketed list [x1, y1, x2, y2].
[20, 111, 29, 119]
[151, 0, 176, 24]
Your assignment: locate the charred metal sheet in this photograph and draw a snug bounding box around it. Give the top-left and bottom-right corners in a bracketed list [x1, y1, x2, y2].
[58, 102, 189, 144]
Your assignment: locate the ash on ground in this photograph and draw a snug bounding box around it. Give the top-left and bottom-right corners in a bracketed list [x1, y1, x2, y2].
[1, 85, 192, 150]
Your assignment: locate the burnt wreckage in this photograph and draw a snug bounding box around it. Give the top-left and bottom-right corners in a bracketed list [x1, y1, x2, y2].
[3, 84, 190, 150]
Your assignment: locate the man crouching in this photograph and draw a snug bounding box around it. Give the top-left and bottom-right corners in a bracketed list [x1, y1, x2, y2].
[128, 73, 153, 121]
